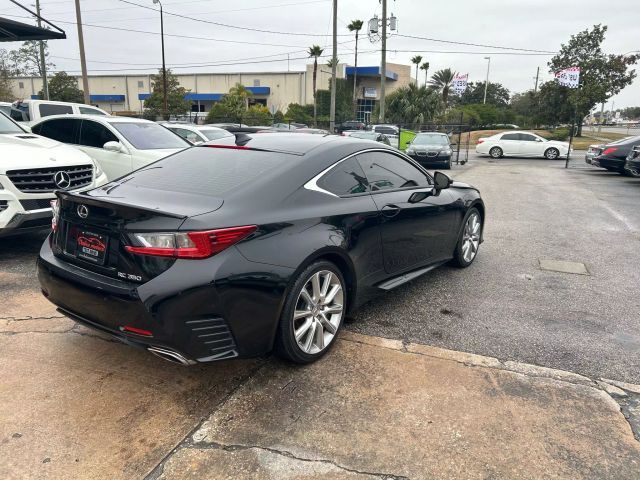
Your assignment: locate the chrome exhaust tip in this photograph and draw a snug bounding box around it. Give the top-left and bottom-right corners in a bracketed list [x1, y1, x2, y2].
[147, 346, 196, 366]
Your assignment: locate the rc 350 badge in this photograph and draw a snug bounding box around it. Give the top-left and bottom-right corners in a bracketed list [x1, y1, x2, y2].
[118, 271, 143, 282]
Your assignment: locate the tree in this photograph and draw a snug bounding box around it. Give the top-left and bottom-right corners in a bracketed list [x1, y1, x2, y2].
[0, 50, 13, 101]
[285, 103, 314, 124]
[9, 41, 55, 77]
[227, 83, 252, 111]
[458, 81, 510, 107]
[347, 19, 363, 115]
[143, 69, 191, 119]
[547, 24, 638, 136]
[384, 83, 441, 125]
[204, 83, 253, 123]
[411, 55, 422, 84]
[429, 68, 456, 106]
[308, 45, 324, 126]
[536, 80, 573, 126]
[273, 110, 285, 123]
[316, 78, 353, 122]
[244, 104, 272, 126]
[620, 106, 640, 120]
[38, 72, 84, 103]
[326, 57, 340, 69]
[420, 61, 430, 86]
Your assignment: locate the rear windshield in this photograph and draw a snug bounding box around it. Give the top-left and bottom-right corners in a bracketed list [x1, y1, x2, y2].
[125, 147, 291, 196]
[112, 122, 189, 150]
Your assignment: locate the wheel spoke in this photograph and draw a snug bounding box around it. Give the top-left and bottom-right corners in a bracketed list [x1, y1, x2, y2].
[324, 284, 341, 305]
[300, 289, 314, 308]
[303, 321, 316, 352]
[323, 305, 343, 315]
[314, 321, 324, 350]
[320, 272, 332, 299]
[310, 273, 322, 301]
[295, 318, 313, 342]
[319, 313, 337, 334]
[294, 309, 312, 321]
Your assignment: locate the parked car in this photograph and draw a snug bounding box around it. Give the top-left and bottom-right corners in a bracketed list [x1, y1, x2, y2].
[10, 100, 108, 124]
[294, 128, 329, 135]
[406, 132, 454, 169]
[38, 133, 484, 365]
[208, 123, 249, 130]
[624, 145, 640, 177]
[371, 124, 400, 148]
[160, 122, 235, 145]
[476, 131, 571, 159]
[0, 111, 107, 237]
[336, 120, 365, 133]
[346, 131, 391, 146]
[0, 101, 11, 117]
[271, 123, 298, 131]
[591, 136, 640, 175]
[31, 115, 190, 181]
[585, 144, 604, 165]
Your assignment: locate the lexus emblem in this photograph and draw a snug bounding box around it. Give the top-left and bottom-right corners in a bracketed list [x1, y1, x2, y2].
[53, 171, 71, 190]
[77, 204, 89, 219]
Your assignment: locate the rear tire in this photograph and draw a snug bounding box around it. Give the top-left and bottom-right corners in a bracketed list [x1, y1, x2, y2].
[489, 147, 503, 159]
[451, 208, 482, 268]
[275, 261, 346, 364]
[544, 148, 560, 160]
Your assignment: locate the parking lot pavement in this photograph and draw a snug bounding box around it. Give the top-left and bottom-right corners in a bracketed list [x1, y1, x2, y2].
[348, 152, 640, 384]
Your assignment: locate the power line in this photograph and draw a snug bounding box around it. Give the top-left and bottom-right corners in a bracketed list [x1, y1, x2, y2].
[395, 33, 556, 54]
[389, 49, 553, 56]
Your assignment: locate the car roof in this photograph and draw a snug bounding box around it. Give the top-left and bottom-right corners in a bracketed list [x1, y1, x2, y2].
[32, 114, 153, 124]
[416, 131, 447, 135]
[207, 132, 343, 155]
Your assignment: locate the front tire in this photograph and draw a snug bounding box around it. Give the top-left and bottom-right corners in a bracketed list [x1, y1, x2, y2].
[451, 208, 482, 268]
[489, 147, 503, 159]
[544, 148, 560, 160]
[275, 261, 346, 364]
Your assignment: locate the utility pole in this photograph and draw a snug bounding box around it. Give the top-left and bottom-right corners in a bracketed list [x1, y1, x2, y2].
[35, 0, 48, 100]
[534, 66, 540, 94]
[329, 0, 337, 132]
[483, 56, 491, 104]
[153, 0, 168, 120]
[74, 0, 90, 105]
[597, 102, 605, 133]
[379, 0, 387, 123]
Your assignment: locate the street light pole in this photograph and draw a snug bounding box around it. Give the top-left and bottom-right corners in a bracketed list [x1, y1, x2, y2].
[379, 0, 387, 123]
[35, 0, 48, 100]
[483, 56, 491, 104]
[153, 0, 168, 120]
[74, 0, 90, 105]
[329, 0, 337, 132]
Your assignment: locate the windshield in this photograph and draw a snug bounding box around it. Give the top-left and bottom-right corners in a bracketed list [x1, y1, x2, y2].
[413, 134, 449, 145]
[0, 112, 25, 134]
[112, 122, 189, 150]
[201, 129, 234, 141]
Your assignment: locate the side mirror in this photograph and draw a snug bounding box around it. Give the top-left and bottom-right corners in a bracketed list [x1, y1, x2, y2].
[103, 141, 125, 153]
[408, 190, 433, 203]
[434, 171, 453, 191]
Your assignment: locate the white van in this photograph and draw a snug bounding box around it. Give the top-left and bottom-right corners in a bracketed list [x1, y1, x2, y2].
[10, 100, 109, 125]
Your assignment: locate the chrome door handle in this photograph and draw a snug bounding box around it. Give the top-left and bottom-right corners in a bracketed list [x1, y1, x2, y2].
[381, 204, 401, 218]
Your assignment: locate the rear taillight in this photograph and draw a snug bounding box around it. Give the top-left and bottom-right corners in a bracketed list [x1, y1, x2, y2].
[124, 226, 257, 259]
[51, 199, 59, 232]
[602, 147, 618, 156]
[477, 138, 485, 144]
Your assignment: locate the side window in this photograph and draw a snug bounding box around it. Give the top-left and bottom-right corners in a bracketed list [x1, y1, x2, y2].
[357, 151, 431, 192]
[10, 108, 25, 121]
[39, 104, 74, 117]
[79, 106, 106, 115]
[501, 133, 519, 141]
[37, 119, 81, 144]
[170, 127, 192, 140]
[79, 120, 118, 148]
[317, 156, 369, 196]
[519, 133, 537, 142]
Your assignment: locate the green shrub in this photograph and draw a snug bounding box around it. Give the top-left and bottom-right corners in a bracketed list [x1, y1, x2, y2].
[547, 128, 570, 141]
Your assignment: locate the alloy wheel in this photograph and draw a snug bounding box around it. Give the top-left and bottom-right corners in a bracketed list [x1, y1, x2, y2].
[461, 213, 481, 263]
[545, 148, 559, 159]
[293, 270, 344, 354]
[490, 147, 502, 158]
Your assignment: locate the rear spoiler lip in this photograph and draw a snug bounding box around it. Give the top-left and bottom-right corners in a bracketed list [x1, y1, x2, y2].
[55, 190, 188, 220]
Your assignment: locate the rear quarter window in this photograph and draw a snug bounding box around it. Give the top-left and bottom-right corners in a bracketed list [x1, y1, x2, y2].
[39, 104, 74, 117]
[317, 156, 369, 196]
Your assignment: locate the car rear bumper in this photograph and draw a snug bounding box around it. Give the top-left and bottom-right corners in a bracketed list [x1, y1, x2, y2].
[37, 239, 295, 364]
[592, 157, 624, 169]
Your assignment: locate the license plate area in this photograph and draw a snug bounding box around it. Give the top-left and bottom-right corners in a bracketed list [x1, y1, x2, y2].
[72, 228, 109, 265]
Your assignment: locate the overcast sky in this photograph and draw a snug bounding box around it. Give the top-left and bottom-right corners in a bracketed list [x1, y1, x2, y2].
[4, 0, 639, 108]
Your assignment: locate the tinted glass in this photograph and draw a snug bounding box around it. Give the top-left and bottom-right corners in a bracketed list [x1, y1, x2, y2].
[0, 113, 24, 134]
[10, 108, 26, 121]
[358, 151, 430, 191]
[201, 129, 233, 140]
[111, 122, 189, 150]
[519, 133, 537, 141]
[36, 119, 80, 144]
[374, 126, 398, 135]
[79, 120, 119, 148]
[501, 133, 519, 140]
[124, 147, 292, 197]
[38, 104, 73, 117]
[79, 106, 106, 115]
[0, 105, 11, 116]
[317, 156, 369, 196]
[169, 127, 195, 140]
[413, 133, 448, 145]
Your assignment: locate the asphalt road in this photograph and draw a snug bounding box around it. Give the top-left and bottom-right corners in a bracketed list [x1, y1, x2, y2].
[1, 151, 639, 384]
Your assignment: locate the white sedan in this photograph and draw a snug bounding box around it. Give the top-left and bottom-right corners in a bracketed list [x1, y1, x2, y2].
[31, 115, 190, 180]
[160, 122, 236, 145]
[476, 131, 571, 160]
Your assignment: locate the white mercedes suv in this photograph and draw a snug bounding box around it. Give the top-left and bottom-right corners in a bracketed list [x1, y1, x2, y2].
[0, 113, 107, 237]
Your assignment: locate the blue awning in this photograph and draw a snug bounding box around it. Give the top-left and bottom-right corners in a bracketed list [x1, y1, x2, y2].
[139, 88, 270, 102]
[346, 66, 398, 81]
[247, 86, 270, 95]
[90, 94, 125, 102]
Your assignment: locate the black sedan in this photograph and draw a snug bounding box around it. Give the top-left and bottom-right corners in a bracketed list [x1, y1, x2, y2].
[37, 134, 484, 365]
[591, 135, 640, 175]
[406, 132, 454, 169]
[624, 145, 640, 177]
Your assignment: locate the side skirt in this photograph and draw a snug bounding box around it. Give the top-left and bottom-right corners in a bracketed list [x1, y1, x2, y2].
[376, 261, 448, 291]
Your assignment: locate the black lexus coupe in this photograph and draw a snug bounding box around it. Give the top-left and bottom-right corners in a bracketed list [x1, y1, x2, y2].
[37, 133, 484, 365]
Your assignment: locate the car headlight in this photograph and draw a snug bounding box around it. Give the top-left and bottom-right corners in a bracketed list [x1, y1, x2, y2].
[443, 148, 452, 155]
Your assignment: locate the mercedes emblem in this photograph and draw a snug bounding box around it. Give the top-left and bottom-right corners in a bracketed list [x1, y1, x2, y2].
[77, 204, 89, 219]
[53, 171, 72, 190]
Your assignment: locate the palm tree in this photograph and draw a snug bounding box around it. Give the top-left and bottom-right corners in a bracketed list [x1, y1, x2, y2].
[385, 83, 441, 125]
[228, 83, 251, 110]
[420, 62, 430, 86]
[429, 68, 456, 106]
[347, 19, 363, 116]
[410, 55, 423, 84]
[326, 56, 340, 69]
[308, 45, 324, 126]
